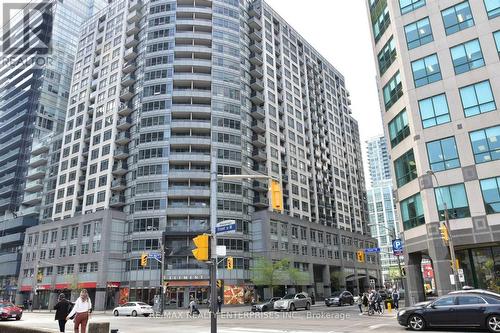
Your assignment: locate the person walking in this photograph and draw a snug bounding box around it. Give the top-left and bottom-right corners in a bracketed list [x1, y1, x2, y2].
[28, 299, 33, 312]
[188, 297, 199, 316]
[356, 294, 363, 315]
[392, 289, 400, 310]
[54, 294, 72, 332]
[217, 296, 222, 313]
[66, 289, 92, 333]
[362, 292, 369, 312]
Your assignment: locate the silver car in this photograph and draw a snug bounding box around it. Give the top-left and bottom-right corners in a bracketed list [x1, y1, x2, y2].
[273, 293, 311, 311]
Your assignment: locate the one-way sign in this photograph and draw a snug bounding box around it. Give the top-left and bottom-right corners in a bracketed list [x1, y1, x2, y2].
[216, 220, 236, 234]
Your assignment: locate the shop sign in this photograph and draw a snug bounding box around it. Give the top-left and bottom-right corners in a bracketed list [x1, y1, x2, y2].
[165, 274, 208, 280]
[107, 282, 120, 288]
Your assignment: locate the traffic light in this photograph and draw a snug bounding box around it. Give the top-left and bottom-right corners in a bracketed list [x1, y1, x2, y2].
[36, 270, 43, 283]
[140, 253, 148, 267]
[356, 250, 365, 263]
[217, 280, 222, 288]
[439, 224, 449, 242]
[270, 179, 283, 212]
[192, 234, 210, 261]
[227, 256, 234, 270]
[451, 259, 459, 270]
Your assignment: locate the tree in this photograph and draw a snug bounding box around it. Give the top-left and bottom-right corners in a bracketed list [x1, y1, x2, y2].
[287, 267, 309, 288]
[330, 271, 344, 291]
[251, 257, 289, 297]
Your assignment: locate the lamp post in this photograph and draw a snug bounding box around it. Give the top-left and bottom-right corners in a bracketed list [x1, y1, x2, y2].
[426, 170, 460, 291]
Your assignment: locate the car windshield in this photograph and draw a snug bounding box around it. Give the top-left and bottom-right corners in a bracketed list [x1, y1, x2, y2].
[282, 294, 294, 299]
[331, 292, 342, 297]
[0, 303, 13, 308]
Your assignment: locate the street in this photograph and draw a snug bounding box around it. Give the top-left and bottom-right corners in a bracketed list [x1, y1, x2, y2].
[0, 304, 484, 333]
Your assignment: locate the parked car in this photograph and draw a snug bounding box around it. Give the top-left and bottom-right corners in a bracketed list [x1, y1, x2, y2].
[0, 302, 22, 320]
[325, 291, 354, 307]
[397, 290, 500, 332]
[251, 297, 281, 312]
[273, 293, 311, 311]
[113, 302, 153, 317]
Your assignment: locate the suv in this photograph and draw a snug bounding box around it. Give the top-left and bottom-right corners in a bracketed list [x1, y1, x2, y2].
[273, 293, 311, 311]
[325, 291, 354, 306]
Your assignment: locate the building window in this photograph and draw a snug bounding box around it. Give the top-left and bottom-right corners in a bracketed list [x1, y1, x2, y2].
[480, 176, 500, 214]
[418, 93, 450, 128]
[494, 31, 500, 57]
[377, 36, 397, 75]
[400, 193, 425, 230]
[399, 0, 425, 14]
[388, 109, 410, 148]
[484, 0, 500, 19]
[383, 71, 403, 111]
[450, 39, 484, 74]
[441, 1, 474, 35]
[404, 17, 433, 50]
[371, 0, 390, 43]
[434, 184, 470, 220]
[459, 80, 496, 117]
[469, 125, 500, 163]
[394, 149, 417, 187]
[426, 137, 460, 172]
[411, 54, 441, 87]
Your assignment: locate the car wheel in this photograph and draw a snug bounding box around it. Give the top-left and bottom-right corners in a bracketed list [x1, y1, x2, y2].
[326, 304, 330, 307]
[487, 314, 500, 333]
[262, 306, 267, 312]
[143, 314, 150, 317]
[15, 316, 21, 321]
[132, 310, 137, 317]
[350, 300, 354, 306]
[408, 314, 425, 331]
[289, 303, 295, 312]
[114, 310, 119, 317]
[305, 302, 311, 310]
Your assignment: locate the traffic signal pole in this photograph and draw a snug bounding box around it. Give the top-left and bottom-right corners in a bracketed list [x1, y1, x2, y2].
[209, 152, 218, 333]
[443, 202, 460, 291]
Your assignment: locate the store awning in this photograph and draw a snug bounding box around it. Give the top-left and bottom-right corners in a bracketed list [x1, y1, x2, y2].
[55, 283, 71, 290]
[166, 280, 209, 287]
[20, 286, 32, 292]
[78, 282, 97, 289]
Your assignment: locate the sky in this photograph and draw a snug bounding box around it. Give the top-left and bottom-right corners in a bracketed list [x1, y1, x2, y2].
[265, 0, 385, 173]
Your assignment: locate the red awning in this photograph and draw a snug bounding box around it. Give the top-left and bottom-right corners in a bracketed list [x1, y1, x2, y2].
[78, 282, 97, 289]
[55, 283, 71, 290]
[37, 285, 51, 290]
[166, 280, 209, 287]
[20, 286, 32, 292]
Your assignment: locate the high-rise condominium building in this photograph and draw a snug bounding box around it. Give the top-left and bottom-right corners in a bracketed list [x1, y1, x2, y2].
[366, 135, 399, 285]
[366, 0, 500, 303]
[0, 0, 106, 301]
[18, 0, 380, 309]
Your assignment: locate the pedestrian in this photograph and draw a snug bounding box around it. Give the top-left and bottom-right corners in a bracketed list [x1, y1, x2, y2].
[54, 294, 72, 332]
[28, 299, 33, 312]
[66, 289, 92, 333]
[189, 297, 199, 316]
[362, 292, 368, 311]
[356, 294, 363, 315]
[217, 296, 222, 313]
[392, 289, 400, 310]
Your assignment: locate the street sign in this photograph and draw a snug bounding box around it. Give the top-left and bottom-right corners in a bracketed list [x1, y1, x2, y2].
[364, 247, 381, 253]
[458, 269, 465, 283]
[392, 239, 404, 256]
[148, 253, 161, 261]
[216, 220, 236, 234]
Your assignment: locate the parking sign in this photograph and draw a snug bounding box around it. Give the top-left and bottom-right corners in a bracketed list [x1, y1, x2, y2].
[392, 239, 403, 256]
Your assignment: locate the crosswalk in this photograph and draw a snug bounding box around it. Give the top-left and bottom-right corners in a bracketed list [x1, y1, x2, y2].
[218, 328, 342, 333]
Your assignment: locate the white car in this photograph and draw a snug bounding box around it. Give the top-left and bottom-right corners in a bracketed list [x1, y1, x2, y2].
[113, 302, 153, 317]
[273, 293, 311, 311]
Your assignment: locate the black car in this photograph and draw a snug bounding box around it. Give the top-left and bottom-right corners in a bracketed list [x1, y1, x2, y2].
[251, 297, 281, 312]
[325, 291, 354, 307]
[397, 290, 500, 332]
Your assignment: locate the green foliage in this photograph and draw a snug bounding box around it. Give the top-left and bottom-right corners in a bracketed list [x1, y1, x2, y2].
[330, 271, 344, 290]
[251, 257, 308, 296]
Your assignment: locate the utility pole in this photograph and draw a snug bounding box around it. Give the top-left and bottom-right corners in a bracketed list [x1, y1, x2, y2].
[209, 151, 217, 333]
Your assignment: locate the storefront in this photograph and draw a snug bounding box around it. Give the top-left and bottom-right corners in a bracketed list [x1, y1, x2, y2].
[456, 245, 500, 291]
[164, 280, 209, 308]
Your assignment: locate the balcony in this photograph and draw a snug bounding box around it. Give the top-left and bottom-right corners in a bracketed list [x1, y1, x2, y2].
[84, 133, 91, 143]
[248, 5, 260, 17]
[119, 87, 135, 101]
[117, 116, 133, 130]
[77, 190, 84, 199]
[121, 74, 136, 87]
[250, 78, 264, 91]
[115, 132, 131, 145]
[249, 42, 263, 54]
[251, 119, 265, 133]
[126, 22, 140, 36]
[253, 180, 268, 192]
[82, 147, 89, 156]
[127, 9, 142, 23]
[251, 149, 267, 161]
[111, 178, 127, 191]
[79, 175, 86, 184]
[31, 141, 49, 155]
[86, 119, 93, 129]
[23, 206, 40, 217]
[253, 196, 268, 208]
[109, 195, 126, 207]
[249, 52, 263, 66]
[114, 147, 129, 160]
[24, 179, 44, 192]
[249, 29, 262, 42]
[128, 0, 142, 11]
[248, 16, 262, 30]
[22, 192, 42, 205]
[122, 61, 137, 74]
[123, 47, 137, 61]
[252, 134, 266, 147]
[250, 91, 265, 105]
[250, 65, 263, 78]
[87, 106, 94, 116]
[118, 103, 133, 116]
[26, 166, 46, 180]
[29, 154, 48, 167]
[112, 162, 128, 175]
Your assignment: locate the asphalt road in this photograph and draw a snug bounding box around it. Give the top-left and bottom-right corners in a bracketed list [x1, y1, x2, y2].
[0, 304, 484, 333]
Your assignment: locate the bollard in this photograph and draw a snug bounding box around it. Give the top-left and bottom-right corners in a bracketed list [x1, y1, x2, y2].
[88, 322, 110, 333]
[387, 302, 392, 313]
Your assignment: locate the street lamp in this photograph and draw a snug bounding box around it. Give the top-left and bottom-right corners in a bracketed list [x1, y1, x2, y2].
[426, 170, 460, 291]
